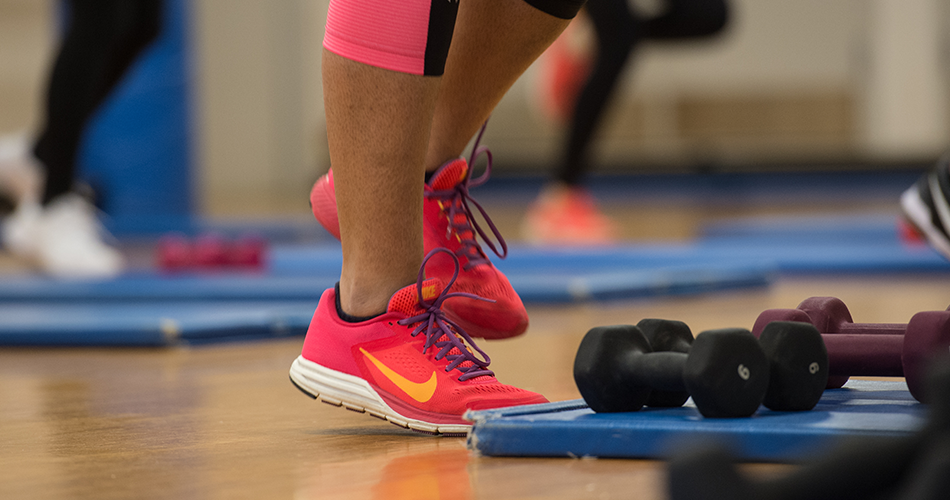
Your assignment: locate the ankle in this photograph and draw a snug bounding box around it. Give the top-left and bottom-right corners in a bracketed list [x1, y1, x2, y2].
[334, 283, 385, 322]
[337, 278, 404, 318]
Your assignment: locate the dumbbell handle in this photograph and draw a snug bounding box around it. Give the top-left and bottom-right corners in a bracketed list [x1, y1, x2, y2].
[626, 352, 688, 392]
[828, 322, 906, 336]
[752, 310, 906, 337]
[823, 334, 904, 377]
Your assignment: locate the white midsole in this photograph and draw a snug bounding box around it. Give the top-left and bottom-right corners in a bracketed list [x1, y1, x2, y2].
[289, 356, 470, 435]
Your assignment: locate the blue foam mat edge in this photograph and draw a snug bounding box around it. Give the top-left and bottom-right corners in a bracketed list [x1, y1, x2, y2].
[267, 240, 950, 276]
[0, 301, 315, 347]
[465, 380, 925, 462]
[0, 263, 773, 304]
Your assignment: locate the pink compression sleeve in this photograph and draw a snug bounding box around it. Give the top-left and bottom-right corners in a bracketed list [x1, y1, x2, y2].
[323, 0, 433, 76]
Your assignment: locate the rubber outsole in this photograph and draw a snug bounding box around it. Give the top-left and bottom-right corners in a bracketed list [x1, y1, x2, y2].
[288, 356, 469, 437]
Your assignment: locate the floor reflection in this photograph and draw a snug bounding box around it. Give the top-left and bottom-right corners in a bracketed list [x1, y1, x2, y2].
[372, 448, 471, 500]
[295, 440, 472, 500]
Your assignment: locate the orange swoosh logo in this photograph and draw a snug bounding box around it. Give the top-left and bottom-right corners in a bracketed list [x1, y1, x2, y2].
[360, 348, 437, 403]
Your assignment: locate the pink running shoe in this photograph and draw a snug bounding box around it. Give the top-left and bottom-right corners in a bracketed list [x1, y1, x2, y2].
[309, 129, 528, 340]
[289, 249, 547, 436]
[310, 170, 340, 240]
[521, 184, 618, 245]
[534, 13, 594, 124]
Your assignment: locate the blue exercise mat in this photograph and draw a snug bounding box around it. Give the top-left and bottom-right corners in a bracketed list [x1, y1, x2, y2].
[269, 238, 950, 277]
[0, 257, 772, 305]
[0, 273, 332, 302]
[0, 227, 941, 306]
[0, 301, 315, 347]
[0, 232, 942, 306]
[700, 214, 903, 243]
[465, 380, 925, 462]
[103, 214, 332, 241]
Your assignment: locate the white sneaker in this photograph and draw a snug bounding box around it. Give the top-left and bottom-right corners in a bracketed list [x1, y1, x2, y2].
[2, 194, 124, 278]
[0, 133, 43, 206]
[2, 199, 43, 257]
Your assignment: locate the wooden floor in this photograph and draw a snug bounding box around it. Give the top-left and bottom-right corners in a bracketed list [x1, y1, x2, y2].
[2, 200, 948, 500]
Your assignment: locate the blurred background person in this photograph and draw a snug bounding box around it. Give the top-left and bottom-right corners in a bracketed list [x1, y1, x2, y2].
[0, 0, 162, 277]
[523, 0, 729, 245]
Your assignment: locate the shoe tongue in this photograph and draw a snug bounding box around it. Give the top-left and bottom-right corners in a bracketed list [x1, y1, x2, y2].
[387, 278, 445, 316]
[428, 159, 469, 191]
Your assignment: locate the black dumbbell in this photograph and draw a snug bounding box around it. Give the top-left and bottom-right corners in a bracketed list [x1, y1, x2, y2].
[574, 325, 771, 418]
[575, 320, 829, 418]
[636, 319, 695, 408]
[668, 437, 922, 500]
[666, 358, 950, 500]
[638, 319, 829, 412]
[894, 432, 950, 500]
[756, 321, 830, 412]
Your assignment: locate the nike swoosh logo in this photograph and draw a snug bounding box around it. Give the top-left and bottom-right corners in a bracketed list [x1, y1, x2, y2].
[360, 348, 437, 403]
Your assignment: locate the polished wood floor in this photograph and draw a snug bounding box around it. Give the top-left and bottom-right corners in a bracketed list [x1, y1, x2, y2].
[2, 200, 948, 500]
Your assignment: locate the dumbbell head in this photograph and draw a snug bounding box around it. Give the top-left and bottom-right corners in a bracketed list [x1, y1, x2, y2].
[574, 325, 653, 413]
[683, 328, 770, 418]
[229, 234, 266, 268]
[758, 321, 829, 411]
[753, 307, 849, 390]
[797, 296, 853, 333]
[752, 308, 811, 336]
[902, 311, 950, 403]
[918, 356, 950, 432]
[638, 319, 693, 408]
[668, 446, 752, 500]
[752, 298, 852, 334]
[157, 233, 192, 271]
[194, 233, 229, 267]
[892, 432, 950, 500]
[574, 325, 770, 417]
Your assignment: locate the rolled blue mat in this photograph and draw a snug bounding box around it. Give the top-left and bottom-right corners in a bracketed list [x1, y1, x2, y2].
[0, 301, 315, 347]
[0, 232, 941, 306]
[0, 273, 332, 302]
[0, 263, 771, 304]
[267, 240, 950, 276]
[700, 214, 903, 243]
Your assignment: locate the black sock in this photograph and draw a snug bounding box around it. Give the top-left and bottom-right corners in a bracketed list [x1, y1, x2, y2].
[334, 283, 384, 323]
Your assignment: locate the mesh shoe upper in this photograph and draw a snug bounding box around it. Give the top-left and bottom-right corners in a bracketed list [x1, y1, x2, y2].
[307, 129, 529, 339]
[299, 250, 547, 422]
[522, 184, 618, 245]
[421, 158, 529, 339]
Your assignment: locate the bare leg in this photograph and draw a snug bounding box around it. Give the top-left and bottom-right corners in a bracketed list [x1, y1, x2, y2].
[323, 50, 440, 316]
[327, 0, 572, 315]
[424, 0, 572, 171]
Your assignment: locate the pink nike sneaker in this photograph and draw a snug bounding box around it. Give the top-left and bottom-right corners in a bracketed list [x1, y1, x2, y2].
[309, 170, 340, 240]
[289, 249, 548, 436]
[522, 184, 618, 245]
[309, 132, 528, 340]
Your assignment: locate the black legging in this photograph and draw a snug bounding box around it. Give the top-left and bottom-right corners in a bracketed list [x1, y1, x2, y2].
[32, 0, 162, 205]
[555, 0, 728, 186]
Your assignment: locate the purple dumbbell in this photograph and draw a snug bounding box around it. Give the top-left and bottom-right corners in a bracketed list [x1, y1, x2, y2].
[752, 296, 950, 402]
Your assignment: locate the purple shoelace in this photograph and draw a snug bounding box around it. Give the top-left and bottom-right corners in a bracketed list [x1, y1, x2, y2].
[397, 248, 495, 381]
[425, 121, 508, 270]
